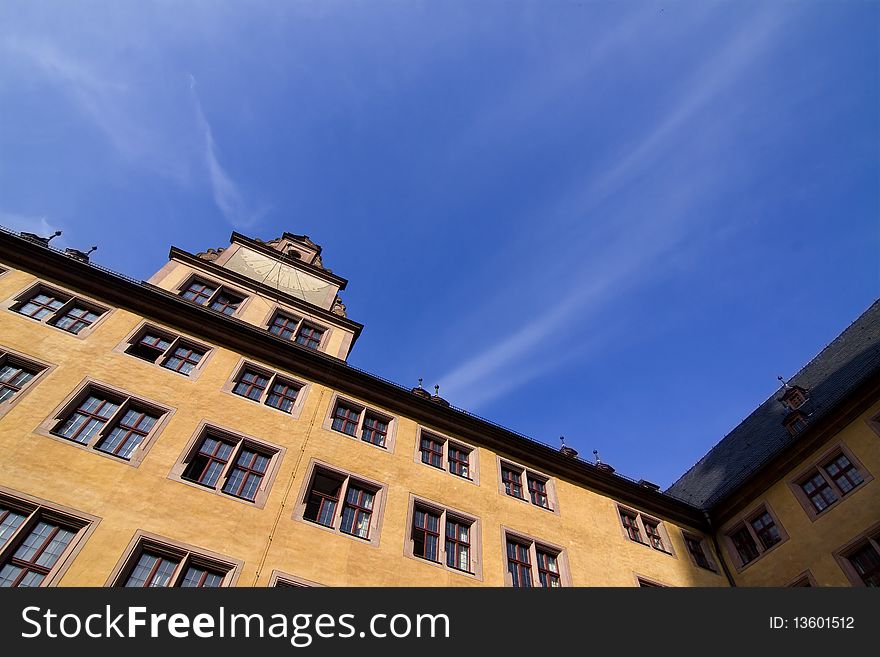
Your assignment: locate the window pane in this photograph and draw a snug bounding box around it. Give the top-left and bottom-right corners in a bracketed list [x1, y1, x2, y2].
[56, 395, 119, 445]
[0, 508, 27, 548]
[125, 552, 179, 588]
[180, 566, 224, 588]
[0, 363, 36, 402]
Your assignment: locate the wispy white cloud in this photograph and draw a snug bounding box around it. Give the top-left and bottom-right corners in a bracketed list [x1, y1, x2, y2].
[0, 210, 65, 247]
[437, 8, 785, 410]
[189, 75, 267, 228]
[1, 37, 191, 183]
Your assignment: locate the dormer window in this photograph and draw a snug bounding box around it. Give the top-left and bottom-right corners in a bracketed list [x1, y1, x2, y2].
[783, 410, 808, 436]
[780, 385, 808, 411]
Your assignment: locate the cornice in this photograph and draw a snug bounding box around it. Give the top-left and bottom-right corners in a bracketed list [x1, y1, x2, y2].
[1, 230, 710, 529]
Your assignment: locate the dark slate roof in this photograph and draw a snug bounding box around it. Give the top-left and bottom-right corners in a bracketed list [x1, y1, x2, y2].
[666, 299, 880, 509]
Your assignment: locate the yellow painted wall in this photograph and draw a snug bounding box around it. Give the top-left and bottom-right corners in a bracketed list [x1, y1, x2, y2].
[714, 399, 880, 586]
[0, 265, 726, 587]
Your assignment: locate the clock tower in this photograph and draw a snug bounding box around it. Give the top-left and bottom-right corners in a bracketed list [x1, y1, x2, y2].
[147, 231, 363, 360]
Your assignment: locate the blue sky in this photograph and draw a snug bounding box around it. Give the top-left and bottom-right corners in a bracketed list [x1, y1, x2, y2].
[1, 1, 877, 488]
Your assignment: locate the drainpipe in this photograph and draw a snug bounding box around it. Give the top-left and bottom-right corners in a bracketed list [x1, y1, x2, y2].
[705, 510, 737, 587]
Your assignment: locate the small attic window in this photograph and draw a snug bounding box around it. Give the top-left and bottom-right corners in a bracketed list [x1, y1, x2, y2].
[783, 410, 808, 436]
[780, 386, 808, 411]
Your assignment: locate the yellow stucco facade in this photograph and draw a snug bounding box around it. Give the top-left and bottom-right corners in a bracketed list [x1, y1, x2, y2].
[0, 229, 877, 587]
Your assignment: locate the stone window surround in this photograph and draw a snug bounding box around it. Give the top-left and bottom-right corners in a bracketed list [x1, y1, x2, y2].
[680, 530, 720, 574]
[495, 455, 560, 515]
[167, 420, 286, 509]
[261, 305, 331, 353]
[720, 501, 790, 573]
[787, 442, 874, 522]
[268, 570, 325, 587]
[33, 377, 175, 468]
[0, 344, 55, 421]
[634, 574, 671, 587]
[0, 484, 100, 587]
[322, 392, 398, 454]
[616, 504, 677, 558]
[2, 279, 113, 340]
[832, 521, 880, 588]
[175, 272, 252, 319]
[403, 493, 483, 580]
[112, 320, 216, 382]
[105, 529, 243, 587]
[292, 458, 388, 549]
[412, 426, 480, 486]
[786, 569, 818, 587]
[220, 357, 310, 421]
[500, 526, 572, 588]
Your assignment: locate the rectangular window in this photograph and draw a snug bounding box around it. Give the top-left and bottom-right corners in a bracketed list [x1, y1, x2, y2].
[724, 504, 789, 569]
[327, 398, 395, 451]
[332, 402, 360, 436]
[228, 363, 305, 415]
[209, 291, 244, 316]
[162, 345, 205, 375]
[420, 434, 444, 469]
[269, 312, 299, 340]
[644, 520, 665, 551]
[122, 325, 210, 378]
[361, 413, 388, 447]
[296, 324, 324, 350]
[684, 534, 716, 571]
[823, 454, 864, 495]
[800, 472, 839, 513]
[731, 526, 760, 565]
[45, 383, 168, 464]
[17, 290, 67, 320]
[527, 475, 550, 509]
[848, 543, 880, 587]
[268, 311, 327, 352]
[415, 429, 476, 482]
[621, 511, 642, 543]
[304, 472, 342, 528]
[412, 507, 441, 562]
[499, 459, 556, 510]
[506, 540, 532, 588]
[51, 305, 101, 334]
[180, 428, 278, 503]
[536, 549, 561, 588]
[233, 369, 269, 401]
[12, 284, 108, 337]
[0, 362, 36, 403]
[501, 466, 524, 499]
[0, 349, 46, 409]
[617, 506, 673, 555]
[340, 485, 375, 539]
[113, 533, 238, 587]
[406, 498, 478, 576]
[448, 444, 471, 479]
[792, 447, 870, 519]
[180, 278, 247, 317]
[300, 465, 384, 545]
[750, 511, 781, 550]
[0, 491, 94, 588]
[445, 518, 471, 573]
[504, 532, 567, 588]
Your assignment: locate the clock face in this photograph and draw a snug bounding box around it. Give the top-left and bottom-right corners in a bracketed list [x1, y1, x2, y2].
[225, 247, 337, 308]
